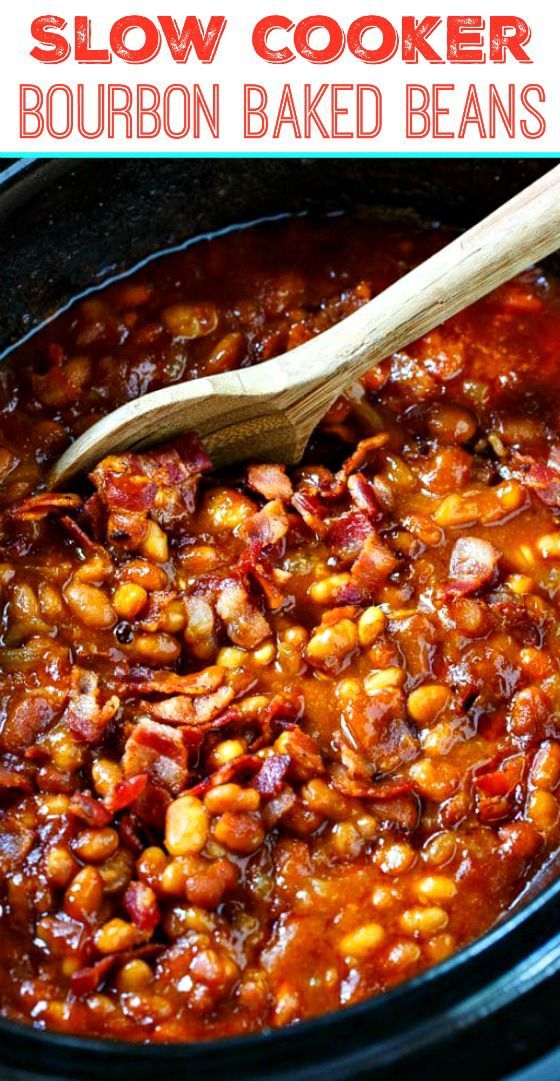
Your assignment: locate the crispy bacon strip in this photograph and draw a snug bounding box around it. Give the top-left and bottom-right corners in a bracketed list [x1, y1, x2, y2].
[445, 536, 501, 598]
[246, 463, 293, 502]
[7, 492, 82, 522]
[122, 718, 188, 795]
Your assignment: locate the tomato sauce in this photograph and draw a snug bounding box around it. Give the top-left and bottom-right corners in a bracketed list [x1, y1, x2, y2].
[1, 215, 560, 1042]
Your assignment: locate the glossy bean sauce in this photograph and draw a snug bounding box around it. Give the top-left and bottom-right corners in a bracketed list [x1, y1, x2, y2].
[1, 215, 560, 1042]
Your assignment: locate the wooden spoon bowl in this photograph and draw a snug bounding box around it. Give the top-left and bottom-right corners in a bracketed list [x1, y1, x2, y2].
[49, 165, 560, 488]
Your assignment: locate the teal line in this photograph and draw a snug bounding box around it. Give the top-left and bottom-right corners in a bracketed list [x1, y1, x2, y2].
[1, 151, 560, 159]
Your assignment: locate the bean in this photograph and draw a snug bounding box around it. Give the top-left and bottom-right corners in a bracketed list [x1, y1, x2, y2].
[207, 332, 246, 373]
[407, 684, 449, 725]
[213, 811, 265, 854]
[73, 828, 119, 864]
[98, 850, 134, 895]
[530, 740, 560, 790]
[426, 933, 456, 963]
[207, 738, 247, 769]
[386, 940, 422, 968]
[536, 533, 560, 559]
[400, 906, 449, 934]
[162, 302, 219, 339]
[64, 866, 104, 920]
[309, 573, 352, 605]
[113, 583, 148, 620]
[133, 633, 181, 666]
[357, 605, 386, 647]
[329, 821, 363, 860]
[216, 646, 247, 668]
[91, 758, 123, 798]
[116, 959, 153, 992]
[165, 796, 209, 856]
[338, 923, 385, 958]
[94, 918, 140, 954]
[63, 580, 116, 630]
[371, 884, 401, 910]
[137, 846, 168, 890]
[140, 521, 169, 563]
[120, 560, 168, 591]
[378, 842, 416, 875]
[300, 777, 352, 821]
[415, 875, 457, 903]
[427, 403, 476, 445]
[526, 790, 560, 832]
[45, 845, 78, 888]
[307, 619, 358, 669]
[422, 831, 457, 868]
[364, 667, 405, 693]
[252, 642, 276, 666]
[506, 574, 535, 595]
[409, 759, 459, 802]
[204, 784, 260, 814]
[203, 488, 256, 532]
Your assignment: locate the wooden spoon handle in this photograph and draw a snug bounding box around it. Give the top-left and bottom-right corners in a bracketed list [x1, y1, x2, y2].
[275, 163, 560, 420]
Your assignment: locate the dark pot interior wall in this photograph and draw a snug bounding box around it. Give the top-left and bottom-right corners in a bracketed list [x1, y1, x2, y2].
[1, 157, 558, 354]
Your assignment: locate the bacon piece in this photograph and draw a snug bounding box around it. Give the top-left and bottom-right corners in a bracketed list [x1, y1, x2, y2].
[252, 754, 291, 797]
[102, 473, 157, 513]
[64, 668, 120, 744]
[326, 511, 376, 563]
[122, 718, 188, 795]
[69, 791, 112, 828]
[330, 766, 413, 801]
[1, 695, 55, 753]
[372, 793, 421, 831]
[107, 510, 148, 549]
[91, 441, 210, 538]
[350, 533, 397, 593]
[0, 763, 32, 792]
[71, 955, 115, 997]
[215, 580, 270, 649]
[341, 433, 389, 476]
[7, 492, 82, 522]
[475, 754, 525, 797]
[123, 880, 160, 932]
[139, 590, 179, 632]
[163, 433, 212, 476]
[246, 463, 293, 502]
[59, 515, 97, 551]
[347, 473, 380, 518]
[104, 773, 148, 814]
[131, 780, 170, 830]
[262, 786, 297, 828]
[118, 811, 146, 853]
[71, 944, 163, 997]
[142, 695, 195, 725]
[126, 666, 224, 697]
[91, 455, 151, 509]
[188, 754, 263, 798]
[250, 562, 288, 612]
[240, 499, 289, 549]
[193, 684, 239, 724]
[511, 448, 560, 507]
[275, 728, 324, 781]
[291, 491, 328, 538]
[445, 536, 501, 598]
[341, 687, 419, 776]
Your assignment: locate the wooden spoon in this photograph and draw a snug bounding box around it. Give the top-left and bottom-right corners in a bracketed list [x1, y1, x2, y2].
[49, 165, 560, 488]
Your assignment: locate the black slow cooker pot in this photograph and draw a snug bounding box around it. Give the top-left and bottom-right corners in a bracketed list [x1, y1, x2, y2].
[1, 158, 560, 1081]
